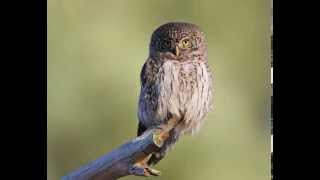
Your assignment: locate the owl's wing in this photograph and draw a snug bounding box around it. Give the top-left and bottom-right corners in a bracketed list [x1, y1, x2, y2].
[137, 60, 154, 136]
[140, 61, 148, 88]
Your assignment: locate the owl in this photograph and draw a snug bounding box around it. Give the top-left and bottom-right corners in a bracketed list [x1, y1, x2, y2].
[137, 22, 214, 166]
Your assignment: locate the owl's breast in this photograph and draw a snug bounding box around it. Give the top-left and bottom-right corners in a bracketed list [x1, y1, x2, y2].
[156, 60, 213, 135]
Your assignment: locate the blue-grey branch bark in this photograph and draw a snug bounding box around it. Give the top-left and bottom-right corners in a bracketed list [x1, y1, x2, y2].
[62, 118, 178, 180]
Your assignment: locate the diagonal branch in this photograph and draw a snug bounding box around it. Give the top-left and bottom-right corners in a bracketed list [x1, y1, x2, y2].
[62, 118, 178, 180]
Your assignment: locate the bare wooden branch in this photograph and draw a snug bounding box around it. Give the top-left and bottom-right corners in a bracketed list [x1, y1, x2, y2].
[62, 118, 178, 180]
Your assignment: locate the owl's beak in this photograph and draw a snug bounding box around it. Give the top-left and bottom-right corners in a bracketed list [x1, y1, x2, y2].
[174, 46, 180, 56]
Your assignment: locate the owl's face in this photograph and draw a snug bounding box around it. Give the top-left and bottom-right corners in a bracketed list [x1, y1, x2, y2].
[149, 22, 208, 62]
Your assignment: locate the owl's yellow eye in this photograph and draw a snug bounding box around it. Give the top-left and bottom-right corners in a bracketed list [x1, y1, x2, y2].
[180, 38, 192, 49]
[182, 40, 189, 45]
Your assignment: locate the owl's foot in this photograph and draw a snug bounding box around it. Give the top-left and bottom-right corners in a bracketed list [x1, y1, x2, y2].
[153, 117, 180, 146]
[131, 153, 161, 176]
[146, 167, 161, 176]
[153, 126, 170, 147]
[129, 164, 161, 176]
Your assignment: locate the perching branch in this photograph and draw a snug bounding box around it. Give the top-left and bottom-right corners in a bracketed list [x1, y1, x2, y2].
[62, 118, 179, 180]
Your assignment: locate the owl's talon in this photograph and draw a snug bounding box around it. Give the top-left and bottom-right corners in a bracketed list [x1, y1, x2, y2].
[153, 124, 171, 142]
[129, 165, 150, 176]
[129, 165, 161, 177]
[146, 167, 161, 176]
[153, 130, 165, 147]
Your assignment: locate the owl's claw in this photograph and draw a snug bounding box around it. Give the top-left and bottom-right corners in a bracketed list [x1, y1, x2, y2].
[153, 130, 165, 147]
[146, 167, 161, 176]
[131, 154, 161, 176]
[129, 165, 161, 177]
[153, 126, 171, 147]
[129, 165, 149, 176]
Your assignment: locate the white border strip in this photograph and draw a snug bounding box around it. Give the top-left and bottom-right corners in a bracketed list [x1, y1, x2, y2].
[271, 135, 273, 152]
[271, 67, 273, 84]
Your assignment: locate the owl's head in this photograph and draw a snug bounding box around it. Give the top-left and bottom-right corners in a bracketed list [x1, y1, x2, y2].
[149, 22, 207, 62]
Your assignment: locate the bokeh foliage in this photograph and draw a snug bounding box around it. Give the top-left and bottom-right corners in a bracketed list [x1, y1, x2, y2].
[48, 0, 271, 179]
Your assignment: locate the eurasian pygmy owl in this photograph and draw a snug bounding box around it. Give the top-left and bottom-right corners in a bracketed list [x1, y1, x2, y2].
[138, 22, 214, 166]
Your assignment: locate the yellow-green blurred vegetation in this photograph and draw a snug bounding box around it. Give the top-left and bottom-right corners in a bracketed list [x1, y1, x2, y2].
[48, 0, 271, 179]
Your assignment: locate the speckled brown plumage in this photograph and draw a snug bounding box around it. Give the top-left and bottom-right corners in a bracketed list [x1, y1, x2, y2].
[137, 22, 214, 166]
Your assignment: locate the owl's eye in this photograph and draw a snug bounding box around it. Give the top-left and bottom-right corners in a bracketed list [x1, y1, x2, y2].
[160, 40, 171, 50]
[179, 38, 192, 49]
[182, 39, 190, 46]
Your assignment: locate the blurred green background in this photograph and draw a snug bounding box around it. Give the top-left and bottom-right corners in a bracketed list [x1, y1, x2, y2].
[48, 0, 271, 179]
